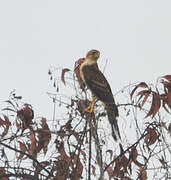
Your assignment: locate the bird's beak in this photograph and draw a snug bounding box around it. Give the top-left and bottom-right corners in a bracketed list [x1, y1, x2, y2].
[95, 51, 100, 58]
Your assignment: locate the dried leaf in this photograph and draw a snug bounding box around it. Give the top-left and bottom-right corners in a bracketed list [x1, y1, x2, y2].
[72, 144, 86, 161]
[0, 116, 11, 138]
[35, 161, 51, 177]
[0, 117, 5, 127]
[130, 82, 149, 99]
[61, 68, 70, 85]
[74, 58, 86, 90]
[120, 155, 129, 171]
[0, 167, 9, 180]
[37, 118, 51, 155]
[164, 92, 171, 109]
[17, 105, 34, 129]
[128, 147, 138, 166]
[134, 159, 144, 168]
[168, 123, 171, 132]
[139, 167, 147, 180]
[3, 115, 11, 126]
[16, 120, 24, 130]
[161, 80, 171, 93]
[54, 159, 69, 180]
[58, 142, 70, 164]
[113, 158, 122, 177]
[162, 75, 171, 83]
[92, 165, 96, 176]
[106, 149, 113, 160]
[1, 126, 9, 139]
[18, 141, 27, 160]
[124, 177, 133, 180]
[145, 129, 158, 146]
[145, 92, 161, 118]
[72, 155, 83, 180]
[29, 131, 37, 157]
[106, 166, 114, 180]
[137, 90, 151, 107]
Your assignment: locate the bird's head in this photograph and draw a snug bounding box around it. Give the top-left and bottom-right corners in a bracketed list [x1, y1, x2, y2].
[86, 49, 100, 61]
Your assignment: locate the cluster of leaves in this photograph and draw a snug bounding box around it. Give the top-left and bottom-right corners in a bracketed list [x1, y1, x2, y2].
[105, 123, 161, 180]
[0, 91, 91, 179]
[1, 60, 171, 180]
[131, 75, 171, 118]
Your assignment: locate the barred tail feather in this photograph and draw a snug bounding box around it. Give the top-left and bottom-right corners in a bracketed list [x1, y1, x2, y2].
[106, 103, 120, 141]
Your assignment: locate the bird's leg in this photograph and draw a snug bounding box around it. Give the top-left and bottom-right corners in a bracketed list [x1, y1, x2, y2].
[84, 96, 97, 113]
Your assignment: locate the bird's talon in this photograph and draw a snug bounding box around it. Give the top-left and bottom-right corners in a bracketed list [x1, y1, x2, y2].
[84, 104, 94, 113]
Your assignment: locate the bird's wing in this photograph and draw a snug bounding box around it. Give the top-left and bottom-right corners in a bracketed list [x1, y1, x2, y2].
[82, 64, 114, 104]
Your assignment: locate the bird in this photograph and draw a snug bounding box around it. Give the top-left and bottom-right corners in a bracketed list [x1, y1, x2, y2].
[79, 49, 120, 141]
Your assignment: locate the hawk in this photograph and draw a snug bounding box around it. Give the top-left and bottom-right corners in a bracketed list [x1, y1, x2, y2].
[80, 49, 120, 141]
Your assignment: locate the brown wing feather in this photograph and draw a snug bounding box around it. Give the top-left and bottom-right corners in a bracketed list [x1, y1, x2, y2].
[82, 63, 120, 141]
[82, 64, 114, 104]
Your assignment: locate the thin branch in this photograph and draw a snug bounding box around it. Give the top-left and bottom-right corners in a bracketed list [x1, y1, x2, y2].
[88, 115, 92, 180]
[104, 122, 158, 172]
[0, 141, 51, 176]
[0, 173, 38, 180]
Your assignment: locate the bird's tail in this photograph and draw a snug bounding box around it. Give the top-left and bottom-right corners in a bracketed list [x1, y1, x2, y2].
[105, 103, 120, 141]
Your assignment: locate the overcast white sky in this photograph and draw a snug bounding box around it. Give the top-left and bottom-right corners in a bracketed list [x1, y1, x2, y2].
[0, 0, 171, 118]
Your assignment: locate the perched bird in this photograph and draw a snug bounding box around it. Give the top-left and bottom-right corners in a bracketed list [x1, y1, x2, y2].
[80, 49, 120, 141]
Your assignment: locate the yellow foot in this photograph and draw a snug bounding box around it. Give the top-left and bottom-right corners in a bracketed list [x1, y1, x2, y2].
[84, 104, 94, 113]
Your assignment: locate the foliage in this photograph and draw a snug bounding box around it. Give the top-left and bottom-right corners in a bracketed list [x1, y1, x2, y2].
[0, 62, 171, 179]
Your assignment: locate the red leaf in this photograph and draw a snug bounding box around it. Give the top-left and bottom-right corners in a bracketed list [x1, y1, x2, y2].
[0, 116, 11, 138]
[92, 165, 96, 176]
[120, 154, 129, 170]
[0, 167, 9, 180]
[61, 68, 70, 85]
[3, 115, 11, 126]
[58, 142, 70, 164]
[168, 123, 171, 132]
[35, 161, 51, 177]
[106, 149, 113, 160]
[73, 155, 83, 179]
[72, 144, 86, 160]
[139, 167, 147, 180]
[145, 92, 161, 118]
[129, 147, 138, 164]
[18, 141, 27, 160]
[1, 126, 9, 139]
[161, 94, 171, 114]
[161, 80, 171, 93]
[144, 129, 158, 146]
[74, 58, 86, 90]
[37, 118, 51, 155]
[54, 159, 69, 180]
[162, 75, 171, 83]
[17, 105, 34, 129]
[164, 92, 171, 109]
[0, 118, 5, 127]
[29, 131, 37, 157]
[131, 82, 149, 99]
[137, 90, 151, 107]
[106, 166, 114, 179]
